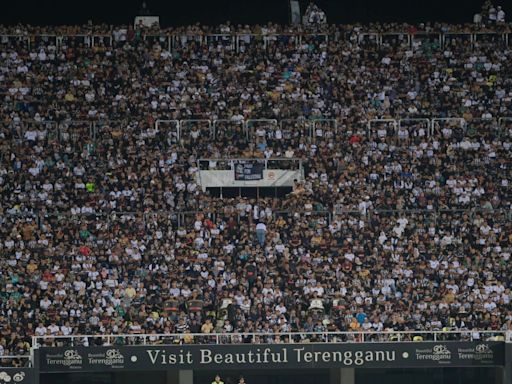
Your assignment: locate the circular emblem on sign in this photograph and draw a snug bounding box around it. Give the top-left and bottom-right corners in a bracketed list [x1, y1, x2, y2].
[402, 352, 409, 359]
[13, 373, 25, 382]
[64, 350, 80, 359]
[106, 349, 123, 359]
[433, 345, 449, 354]
[475, 344, 490, 353]
[131, 356, 138, 362]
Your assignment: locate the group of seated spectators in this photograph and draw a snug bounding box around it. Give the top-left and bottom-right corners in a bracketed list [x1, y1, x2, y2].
[0, 19, 511, 366]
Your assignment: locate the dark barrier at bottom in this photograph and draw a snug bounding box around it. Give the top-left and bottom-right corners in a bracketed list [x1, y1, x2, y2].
[38, 367, 506, 384]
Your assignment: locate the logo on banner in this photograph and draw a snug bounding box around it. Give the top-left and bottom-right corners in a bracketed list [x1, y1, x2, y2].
[0, 371, 26, 383]
[0, 372, 11, 383]
[88, 349, 125, 368]
[475, 344, 490, 353]
[45, 349, 83, 368]
[415, 344, 452, 363]
[458, 343, 494, 362]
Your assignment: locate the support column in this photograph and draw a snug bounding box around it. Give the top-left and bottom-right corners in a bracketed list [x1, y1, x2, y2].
[330, 368, 355, 384]
[503, 343, 512, 384]
[340, 368, 355, 384]
[178, 370, 193, 384]
[166, 370, 179, 384]
[33, 349, 40, 384]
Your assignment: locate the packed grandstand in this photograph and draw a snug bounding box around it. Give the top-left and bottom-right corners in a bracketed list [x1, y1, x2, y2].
[0, 17, 511, 367]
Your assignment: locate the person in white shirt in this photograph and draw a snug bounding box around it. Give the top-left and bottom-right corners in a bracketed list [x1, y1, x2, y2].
[35, 324, 47, 336]
[497, 6, 505, 22]
[488, 5, 497, 23]
[255, 221, 267, 246]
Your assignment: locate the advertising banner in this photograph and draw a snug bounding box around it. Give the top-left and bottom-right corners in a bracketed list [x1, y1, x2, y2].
[234, 161, 265, 181]
[38, 342, 505, 373]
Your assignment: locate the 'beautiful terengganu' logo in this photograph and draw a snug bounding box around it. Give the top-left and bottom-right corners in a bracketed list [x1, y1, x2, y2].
[88, 349, 125, 367]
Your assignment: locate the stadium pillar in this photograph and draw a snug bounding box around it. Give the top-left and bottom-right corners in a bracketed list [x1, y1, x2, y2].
[330, 368, 355, 384]
[33, 349, 40, 384]
[503, 343, 512, 384]
[166, 370, 179, 384]
[177, 369, 193, 384]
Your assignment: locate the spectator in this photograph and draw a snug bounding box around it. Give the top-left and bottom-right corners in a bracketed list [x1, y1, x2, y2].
[255, 221, 267, 246]
[497, 6, 505, 22]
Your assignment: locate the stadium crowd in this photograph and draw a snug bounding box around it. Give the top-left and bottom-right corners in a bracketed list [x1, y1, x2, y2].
[0, 17, 512, 365]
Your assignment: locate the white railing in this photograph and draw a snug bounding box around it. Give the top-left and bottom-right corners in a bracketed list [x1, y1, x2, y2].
[6, 116, 512, 145]
[179, 119, 213, 141]
[155, 119, 180, 145]
[367, 118, 398, 139]
[2, 30, 510, 52]
[32, 331, 512, 350]
[212, 119, 246, 140]
[431, 117, 467, 137]
[246, 119, 278, 142]
[197, 157, 303, 171]
[3, 330, 509, 367]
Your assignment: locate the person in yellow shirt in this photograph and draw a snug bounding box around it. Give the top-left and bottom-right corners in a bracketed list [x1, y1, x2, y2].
[26, 260, 38, 274]
[64, 92, 75, 102]
[201, 318, 214, 333]
[183, 331, 194, 344]
[349, 316, 361, 331]
[211, 374, 224, 384]
[124, 284, 136, 299]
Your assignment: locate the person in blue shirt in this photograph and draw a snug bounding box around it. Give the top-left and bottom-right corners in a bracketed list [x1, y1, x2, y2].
[355, 308, 367, 325]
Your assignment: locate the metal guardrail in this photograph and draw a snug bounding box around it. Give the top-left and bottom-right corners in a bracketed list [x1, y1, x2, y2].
[3, 207, 510, 231]
[3, 330, 508, 367]
[2, 30, 511, 52]
[4, 116, 512, 144]
[31, 331, 512, 349]
[197, 157, 303, 171]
